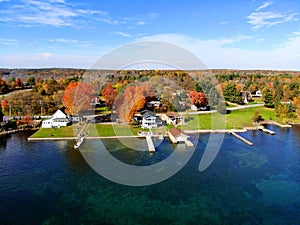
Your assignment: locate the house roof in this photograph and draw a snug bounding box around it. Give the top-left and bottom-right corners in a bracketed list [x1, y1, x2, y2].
[166, 112, 178, 118]
[169, 127, 187, 138]
[59, 106, 68, 116]
[141, 110, 156, 118]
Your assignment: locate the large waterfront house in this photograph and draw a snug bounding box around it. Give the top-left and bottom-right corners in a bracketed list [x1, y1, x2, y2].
[42, 107, 71, 128]
[141, 110, 157, 128]
[168, 127, 189, 143]
[141, 110, 164, 129]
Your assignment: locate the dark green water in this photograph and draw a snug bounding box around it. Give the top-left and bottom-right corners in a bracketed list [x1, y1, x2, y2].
[0, 125, 299, 225]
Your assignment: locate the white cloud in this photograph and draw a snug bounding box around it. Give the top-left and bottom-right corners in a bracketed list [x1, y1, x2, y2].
[0, 53, 97, 68]
[246, 11, 298, 29]
[0, 0, 114, 27]
[0, 38, 18, 46]
[137, 21, 146, 26]
[255, 1, 273, 11]
[219, 21, 228, 25]
[49, 38, 78, 44]
[115, 31, 131, 38]
[39, 52, 52, 59]
[136, 33, 300, 70]
[48, 38, 93, 47]
[49, 0, 65, 3]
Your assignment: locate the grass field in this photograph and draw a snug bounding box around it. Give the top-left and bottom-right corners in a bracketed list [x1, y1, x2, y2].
[86, 124, 142, 137]
[183, 107, 284, 130]
[31, 125, 76, 138]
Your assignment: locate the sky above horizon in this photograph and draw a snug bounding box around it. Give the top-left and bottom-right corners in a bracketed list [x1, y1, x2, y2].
[0, 0, 299, 70]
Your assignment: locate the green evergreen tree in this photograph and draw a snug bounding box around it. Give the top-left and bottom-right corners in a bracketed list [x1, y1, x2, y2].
[263, 88, 274, 108]
[223, 82, 241, 103]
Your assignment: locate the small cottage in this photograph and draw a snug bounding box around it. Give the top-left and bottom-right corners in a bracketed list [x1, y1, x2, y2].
[165, 112, 184, 125]
[42, 107, 71, 128]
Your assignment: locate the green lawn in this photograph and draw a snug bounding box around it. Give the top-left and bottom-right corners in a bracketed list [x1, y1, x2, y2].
[31, 125, 76, 138]
[94, 106, 111, 114]
[87, 124, 142, 137]
[183, 107, 284, 130]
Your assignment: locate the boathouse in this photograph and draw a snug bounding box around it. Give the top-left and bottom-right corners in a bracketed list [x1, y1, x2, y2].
[168, 127, 189, 143]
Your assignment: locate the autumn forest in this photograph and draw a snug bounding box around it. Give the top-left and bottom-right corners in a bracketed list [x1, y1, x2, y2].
[0, 69, 299, 125]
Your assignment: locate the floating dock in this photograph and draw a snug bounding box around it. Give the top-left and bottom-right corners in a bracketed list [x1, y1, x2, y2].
[146, 135, 156, 152]
[230, 132, 253, 146]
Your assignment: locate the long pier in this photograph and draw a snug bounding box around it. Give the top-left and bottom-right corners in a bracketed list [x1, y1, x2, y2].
[146, 135, 156, 152]
[230, 132, 253, 146]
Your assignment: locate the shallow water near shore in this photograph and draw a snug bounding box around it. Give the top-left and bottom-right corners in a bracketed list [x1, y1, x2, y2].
[0, 125, 299, 225]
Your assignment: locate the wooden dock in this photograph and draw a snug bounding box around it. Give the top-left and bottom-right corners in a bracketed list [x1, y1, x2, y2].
[146, 135, 156, 152]
[230, 132, 253, 146]
[259, 128, 275, 135]
[184, 139, 194, 147]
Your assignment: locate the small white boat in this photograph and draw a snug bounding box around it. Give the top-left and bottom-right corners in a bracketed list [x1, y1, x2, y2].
[74, 137, 85, 149]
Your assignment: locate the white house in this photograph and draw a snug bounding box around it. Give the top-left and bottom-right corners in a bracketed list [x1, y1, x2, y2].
[146, 101, 161, 109]
[42, 107, 71, 128]
[168, 127, 189, 143]
[164, 112, 184, 125]
[253, 90, 262, 97]
[141, 110, 157, 129]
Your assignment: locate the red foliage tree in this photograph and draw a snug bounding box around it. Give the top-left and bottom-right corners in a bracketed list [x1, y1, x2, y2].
[102, 85, 118, 109]
[189, 91, 208, 107]
[16, 78, 23, 88]
[1, 99, 8, 111]
[62, 82, 95, 114]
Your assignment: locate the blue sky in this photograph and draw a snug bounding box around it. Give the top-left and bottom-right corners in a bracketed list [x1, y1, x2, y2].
[0, 0, 299, 70]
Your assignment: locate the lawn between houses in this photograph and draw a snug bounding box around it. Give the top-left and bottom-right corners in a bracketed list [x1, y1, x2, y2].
[31, 124, 143, 138]
[183, 106, 284, 130]
[31, 107, 284, 138]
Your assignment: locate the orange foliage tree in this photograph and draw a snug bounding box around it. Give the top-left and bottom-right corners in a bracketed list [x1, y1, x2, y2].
[102, 85, 118, 109]
[293, 96, 300, 119]
[115, 83, 151, 123]
[62, 82, 95, 114]
[189, 91, 208, 107]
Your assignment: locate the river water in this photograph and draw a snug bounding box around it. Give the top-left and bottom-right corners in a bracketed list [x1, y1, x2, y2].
[0, 125, 299, 225]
